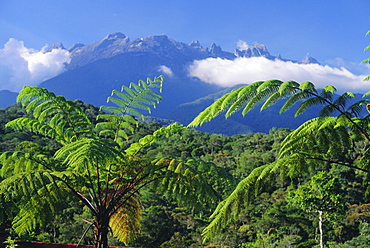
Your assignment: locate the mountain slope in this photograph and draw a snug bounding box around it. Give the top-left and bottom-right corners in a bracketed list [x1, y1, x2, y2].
[0, 90, 17, 108]
[39, 50, 223, 116]
[1, 32, 323, 135]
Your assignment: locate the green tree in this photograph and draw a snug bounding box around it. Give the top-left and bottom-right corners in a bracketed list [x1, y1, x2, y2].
[289, 171, 347, 248]
[0, 76, 221, 248]
[189, 32, 370, 243]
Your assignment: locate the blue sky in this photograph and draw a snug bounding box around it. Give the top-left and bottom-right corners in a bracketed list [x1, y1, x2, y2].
[0, 0, 370, 92]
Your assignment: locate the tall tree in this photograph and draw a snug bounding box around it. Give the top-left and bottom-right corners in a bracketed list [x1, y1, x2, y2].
[189, 33, 370, 243]
[290, 171, 347, 248]
[0, 76, 222, 248]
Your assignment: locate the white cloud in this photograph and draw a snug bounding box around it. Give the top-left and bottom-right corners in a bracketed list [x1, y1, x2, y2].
[0, 38, 71, 92]
[157, 65, 174, 77]
[237, 40, 249, 51]
[188, 57, 370, 93]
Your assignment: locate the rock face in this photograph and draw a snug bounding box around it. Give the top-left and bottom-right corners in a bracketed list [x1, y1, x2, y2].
[62, 33, 315, 71]
[44, 42, 65, 53]
[299, 54, 320, 64]
[64, 33, 236, 70]
[65, 32, 131, 69]
[234, 43, 273, 59]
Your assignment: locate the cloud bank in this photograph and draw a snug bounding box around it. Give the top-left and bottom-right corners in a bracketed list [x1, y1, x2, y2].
[189, 57, 370, 94]
[0, 38, 71, 92]
[157, 65, 174, 77]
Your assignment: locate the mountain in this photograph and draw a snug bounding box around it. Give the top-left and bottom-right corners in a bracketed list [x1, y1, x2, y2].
[39, 33, 231, 116]
[0, 33, 322, 135]
[0, 90, 18, 108]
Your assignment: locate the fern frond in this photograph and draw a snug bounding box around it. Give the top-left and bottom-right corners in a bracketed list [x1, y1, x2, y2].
[107, 96, 130, 108]
[260, 81, 299, 111]
[362, 58, 370, 64]
[278, 116, 354, 169]
[96, 114, 137, 147]
[54, 138, 126, 175]
[279, 117, 333, 158]
[156, 158, 222, 213]
[320, 85, 336, 99]
[295, 96, 326, 117]
[121, 85, 138, 98]
[225, 82, 263, 117]
[6, 118, 58, 140]
[190, 80, 321, 127]
[97, 76, 164, 146]
[109, 195, 142, 245]
[0, 142, 59, 177]
[188, 93, 233, 127]
[17, 86, 56, 109]
[105, 76, 163, 117]
[241, 80, 282, 116]
[202, 163, 277, 242]
[347, 100, 368, 117]
[125, 123, 185, 156]
[278, 80, 300, 94]
[330, 92, 354, 111]
[0, 170, 69, 235]
[128, 102, 152, 113]
[14, 86, 95, 144]
[279, 90, 311, 114]
[363, 76, 370, 81]
[299, 81, 317, 92]
[260, 92, 282, 111]
[319, 104, 337, 117]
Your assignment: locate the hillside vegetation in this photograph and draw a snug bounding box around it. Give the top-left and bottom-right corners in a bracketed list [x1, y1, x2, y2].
[0, 101, 369, 247]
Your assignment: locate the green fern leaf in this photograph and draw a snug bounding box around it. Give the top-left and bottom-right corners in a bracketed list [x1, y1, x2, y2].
[295, 96, 326, 117]
[109, 195, 142, 245]
[260, 91, 283, 111]
[299, 81, 317, 92]
[363, 75, 370, 82]
[107, 97, 130, 108]
[280, 90, 310, 114]
[121, 85, 138, 98]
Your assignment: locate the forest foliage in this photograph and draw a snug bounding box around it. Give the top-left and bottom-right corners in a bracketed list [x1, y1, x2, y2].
[0, 77, 224, 248]
[1, 99, 370, 247]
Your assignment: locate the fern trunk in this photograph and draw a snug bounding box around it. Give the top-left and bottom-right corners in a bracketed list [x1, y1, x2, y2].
[93, 212, 110, 248]
[318, 210, 324, 248]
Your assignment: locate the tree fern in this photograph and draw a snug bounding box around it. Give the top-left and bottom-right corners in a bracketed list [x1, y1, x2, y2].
[190, 78, 370, 242]
[0, 75, 226, 248]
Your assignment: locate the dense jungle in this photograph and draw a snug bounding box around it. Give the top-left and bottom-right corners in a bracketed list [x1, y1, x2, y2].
[1, 95, 370, 248]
